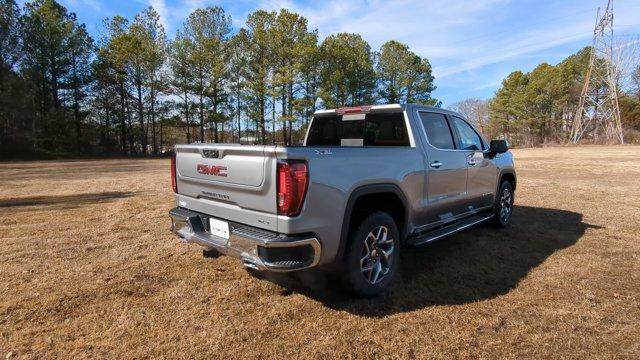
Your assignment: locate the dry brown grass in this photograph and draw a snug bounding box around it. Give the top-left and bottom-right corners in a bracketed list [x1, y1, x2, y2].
[1, 146, 639, 359]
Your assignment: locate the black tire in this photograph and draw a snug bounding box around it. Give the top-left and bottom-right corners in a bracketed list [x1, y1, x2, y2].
[344, 212, 401, 297]
[491, 181, 514, 227]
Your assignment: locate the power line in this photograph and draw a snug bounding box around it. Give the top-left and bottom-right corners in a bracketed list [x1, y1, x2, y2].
[434, 22, 640, 75]
[441, 3, 640, 48]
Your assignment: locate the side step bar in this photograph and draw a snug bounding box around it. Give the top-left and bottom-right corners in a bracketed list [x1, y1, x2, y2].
[406, 213, 494, 246]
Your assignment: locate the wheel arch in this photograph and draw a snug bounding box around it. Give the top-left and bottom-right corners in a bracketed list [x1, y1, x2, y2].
[335, 183, 410, 267]
[498, 170, 516, 191]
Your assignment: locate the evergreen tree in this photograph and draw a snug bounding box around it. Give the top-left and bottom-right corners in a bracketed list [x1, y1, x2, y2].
[243, 10, 276, 144]
[65, 23, 94, 152]
[99, 16, 132, 154]
[181, 6, 231, 143]
[228, 30, 249, 143]
[318, 33, 376, 108]
[270, 9, 314, 145]
[376, 40, 436, 105]
[0, 0, 21, 69]
[0, 0, 25, 154]
[169, 30, 195, 143]
[21, 0, 94, 153]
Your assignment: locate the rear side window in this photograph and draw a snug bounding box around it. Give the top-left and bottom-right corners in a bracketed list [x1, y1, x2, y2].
[306, 112, 409, 147]
[364, 113, 409, 146]
[451, 116, 484, 151]
[419, 112, 455, 150]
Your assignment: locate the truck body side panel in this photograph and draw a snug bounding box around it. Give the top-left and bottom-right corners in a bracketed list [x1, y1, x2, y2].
[275, 146, 425, 264]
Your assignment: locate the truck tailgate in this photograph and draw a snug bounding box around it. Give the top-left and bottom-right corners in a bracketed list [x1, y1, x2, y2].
[174, 144, 278, 231]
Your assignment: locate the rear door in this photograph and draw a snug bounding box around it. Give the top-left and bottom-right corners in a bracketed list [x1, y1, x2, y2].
[449, 116, 498, 211]
[417, 111, 469, 227]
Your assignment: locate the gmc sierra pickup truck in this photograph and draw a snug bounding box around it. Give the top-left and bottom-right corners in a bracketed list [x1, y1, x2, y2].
[169, 104, 516, 296]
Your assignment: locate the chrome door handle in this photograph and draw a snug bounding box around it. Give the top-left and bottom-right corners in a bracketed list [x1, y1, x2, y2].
[468, 159, 477, 166]
[430, 161, 443, 168]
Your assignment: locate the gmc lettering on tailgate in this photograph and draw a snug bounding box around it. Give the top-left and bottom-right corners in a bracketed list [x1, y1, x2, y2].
[197, 164, 228, 177]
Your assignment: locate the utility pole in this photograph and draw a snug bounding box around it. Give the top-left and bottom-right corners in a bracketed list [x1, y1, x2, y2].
[571, 0, 624, 144]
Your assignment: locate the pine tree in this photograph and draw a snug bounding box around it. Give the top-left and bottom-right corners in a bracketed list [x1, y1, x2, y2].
[244, 10, 276, 144]
[180, 6, 231, 143]
[376, 40, 436, 105]
[65, 23, 94, 152]
[169, 30, 195, 143]
[318, 33, 376, 108]
[21, 0, 95, 153]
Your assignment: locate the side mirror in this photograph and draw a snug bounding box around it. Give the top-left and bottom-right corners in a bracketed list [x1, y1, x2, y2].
[489, 139, 509, 154]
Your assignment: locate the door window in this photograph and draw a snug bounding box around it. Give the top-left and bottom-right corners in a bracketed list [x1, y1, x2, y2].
[451, 116, 484, 151]
[418, 112, 455, 150]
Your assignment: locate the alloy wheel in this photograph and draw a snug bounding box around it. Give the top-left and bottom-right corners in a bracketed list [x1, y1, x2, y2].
[499, 187, 512, 223]
[360, 225, 395, 285]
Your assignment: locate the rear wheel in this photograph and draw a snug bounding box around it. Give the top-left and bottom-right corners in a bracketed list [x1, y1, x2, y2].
[491, 181, 514, 227]
[344, 212, 400, 297]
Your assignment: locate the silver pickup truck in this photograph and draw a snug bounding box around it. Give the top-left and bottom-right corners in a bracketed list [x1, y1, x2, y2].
[169, 104, 516, 296]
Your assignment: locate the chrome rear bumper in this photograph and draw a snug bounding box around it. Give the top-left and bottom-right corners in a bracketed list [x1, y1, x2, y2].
[169, 207, 321, 272]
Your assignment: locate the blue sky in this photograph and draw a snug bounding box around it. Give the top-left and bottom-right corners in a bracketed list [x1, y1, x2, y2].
[20, 0, 640, 106]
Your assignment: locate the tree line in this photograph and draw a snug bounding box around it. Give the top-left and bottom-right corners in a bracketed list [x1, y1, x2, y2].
[451, 47, 640, 147]
[0, 0, 437, 158]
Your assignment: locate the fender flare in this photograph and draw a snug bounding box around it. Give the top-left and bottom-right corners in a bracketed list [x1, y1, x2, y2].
[496, 169, 517, 194]
[335, 183, 410, 265]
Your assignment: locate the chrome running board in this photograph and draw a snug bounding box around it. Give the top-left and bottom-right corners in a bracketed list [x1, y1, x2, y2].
[406, 213, 494, 246]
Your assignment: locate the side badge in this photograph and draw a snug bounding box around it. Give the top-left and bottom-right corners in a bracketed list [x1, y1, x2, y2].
[314, 149, 332, 155]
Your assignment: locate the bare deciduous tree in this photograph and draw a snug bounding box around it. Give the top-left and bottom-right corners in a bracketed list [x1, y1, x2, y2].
[449, 98, 490, 137]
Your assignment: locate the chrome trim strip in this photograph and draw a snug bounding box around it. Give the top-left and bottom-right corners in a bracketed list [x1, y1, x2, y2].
[371, 104, 403, 110]
[403, 109, 417, 148]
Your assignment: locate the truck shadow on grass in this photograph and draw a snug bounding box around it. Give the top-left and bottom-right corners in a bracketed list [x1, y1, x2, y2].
[258, 205, 602, 317]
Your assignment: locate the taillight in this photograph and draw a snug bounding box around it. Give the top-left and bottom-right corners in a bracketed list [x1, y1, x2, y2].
[336, 105, 372, 115]
[171, 153, 177, 193]
[277, 160, 308, 216]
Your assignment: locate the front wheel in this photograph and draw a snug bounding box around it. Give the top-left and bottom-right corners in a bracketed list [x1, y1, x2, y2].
[344, 212, 400, 297]
[491, 181, 514, 227]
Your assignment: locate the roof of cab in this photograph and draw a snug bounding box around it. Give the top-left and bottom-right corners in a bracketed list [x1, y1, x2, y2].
[312, 103, 466, 120]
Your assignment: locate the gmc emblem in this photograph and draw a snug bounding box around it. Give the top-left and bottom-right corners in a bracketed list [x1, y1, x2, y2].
[197, 164, 228, 177]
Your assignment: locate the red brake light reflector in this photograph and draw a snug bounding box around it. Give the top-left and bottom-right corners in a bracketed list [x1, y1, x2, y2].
[171, 153, 177, 193]
[336, 105, 372, 115]
[277, 160, 308, 216]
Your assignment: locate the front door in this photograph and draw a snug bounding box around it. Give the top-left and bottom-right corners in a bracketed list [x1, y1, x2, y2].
[449, 116, 498, 211]
[417, 111, 469, 227]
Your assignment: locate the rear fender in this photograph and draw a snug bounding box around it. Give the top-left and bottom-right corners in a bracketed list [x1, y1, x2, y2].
[335, 184, 410, 266]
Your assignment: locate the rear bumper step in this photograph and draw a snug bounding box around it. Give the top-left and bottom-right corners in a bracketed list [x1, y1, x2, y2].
[169, 207, 321, 272]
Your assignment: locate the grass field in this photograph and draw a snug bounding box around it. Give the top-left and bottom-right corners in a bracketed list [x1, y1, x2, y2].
[1, 146, 639, 359]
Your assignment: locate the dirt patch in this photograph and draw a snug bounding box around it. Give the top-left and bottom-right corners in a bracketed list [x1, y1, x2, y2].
[0, 146, 638, 358]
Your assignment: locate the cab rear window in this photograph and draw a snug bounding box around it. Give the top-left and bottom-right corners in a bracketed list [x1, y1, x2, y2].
[306, 112, 409, 147]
